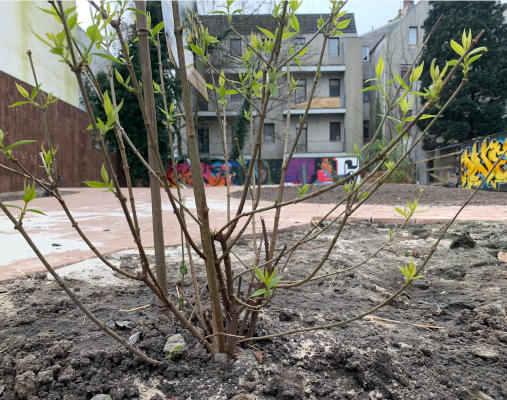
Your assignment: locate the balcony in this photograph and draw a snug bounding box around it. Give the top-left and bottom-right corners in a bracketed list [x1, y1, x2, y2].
[283, 97, 346, 115]
[281, 65, 346, 73]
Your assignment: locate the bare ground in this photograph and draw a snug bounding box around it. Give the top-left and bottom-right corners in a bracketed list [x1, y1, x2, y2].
[232, 183, 507, 206]
[0, 218, 506, 400]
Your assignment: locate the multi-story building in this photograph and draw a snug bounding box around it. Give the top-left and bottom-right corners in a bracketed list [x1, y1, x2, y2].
[194, 12, 363, 183]
[362, 0, 429, 143]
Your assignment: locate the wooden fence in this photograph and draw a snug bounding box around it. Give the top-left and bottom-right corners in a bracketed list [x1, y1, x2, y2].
[0, 70, 117, 193]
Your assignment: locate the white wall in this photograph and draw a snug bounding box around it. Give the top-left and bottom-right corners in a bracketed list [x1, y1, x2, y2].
[0, 1, 79, 107]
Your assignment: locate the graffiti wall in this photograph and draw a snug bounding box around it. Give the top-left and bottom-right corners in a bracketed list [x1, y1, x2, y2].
[167, 156, 359, 186]
[167, 159, 243, 187]
[286, 156, 359, 184]
[460, 137, 507, 190]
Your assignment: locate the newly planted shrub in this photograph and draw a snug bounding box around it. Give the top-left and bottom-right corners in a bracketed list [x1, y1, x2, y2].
[1, 0, 502, 367]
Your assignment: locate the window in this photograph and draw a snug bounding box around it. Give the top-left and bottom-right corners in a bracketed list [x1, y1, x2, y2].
[362, 46, 369, 61]
[263, 123, 275, 143]
[400, 64, 411, 82]
[330, 122, 341, 142]
[198, 126, 209, 154]
[230, 38, 241, 57]
[231, 92, 242, 102]
[295, 124, 307, 152]
[408, 27, 418, 45]
[329, 79, 340, 97]
[294, 78, 306, 103]
[294, 37, 305, 49]
[329, 38, 340, 57]
[363, 120, 369, 142]
[363, 81, 370, 103]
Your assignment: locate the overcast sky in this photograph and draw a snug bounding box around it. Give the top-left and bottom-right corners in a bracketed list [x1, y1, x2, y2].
[76, 0, 408, 35]
[76, 1, 507, 36]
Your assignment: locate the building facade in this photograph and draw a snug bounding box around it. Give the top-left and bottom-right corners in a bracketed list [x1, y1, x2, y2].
[0, 1, 112, 192]
[192, 12, 363, 183]
[362, 0, 429, 143]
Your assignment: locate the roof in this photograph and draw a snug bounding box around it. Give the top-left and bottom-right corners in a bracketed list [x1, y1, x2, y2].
[200, 13, 357, 36]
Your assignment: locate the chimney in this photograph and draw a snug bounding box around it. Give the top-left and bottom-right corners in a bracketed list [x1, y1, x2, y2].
[402, 0, 414, 16]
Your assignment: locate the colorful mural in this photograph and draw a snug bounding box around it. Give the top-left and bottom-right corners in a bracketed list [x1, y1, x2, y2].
[167, 156, 359, 186]
[460, 137, 507, 190]
[286, 156, 359, 184]
[167, 159, 243, 187]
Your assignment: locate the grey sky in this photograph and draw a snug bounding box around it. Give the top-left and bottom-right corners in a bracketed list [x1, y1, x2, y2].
[197, 0, 408, 36]
[77, 1, 507, 37]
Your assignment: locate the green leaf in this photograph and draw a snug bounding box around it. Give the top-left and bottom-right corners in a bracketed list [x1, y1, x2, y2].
[189, 43, 204, 57]
[467, 46, 487, 56]
[410, 62, 424, 84]
[103, 92, 112, 116]
[282, 31, 296, 40]
[15, 83, 29, 99]
[394, 206, 406, 216]
[179, 263, 187, 275]
[467, 54, 482, 65]
[298, 184, 309, 196]
[4, 204, 23, 210]
[114, 69, 124, 85]
[27, 208, 47, 216]
[267, 276, 281, 290]
[67, 13, 78, 31]
[336, 18, 351, 30]
[253, 265, 264, 283]
[86, 25, 102, 43]
[127, 7, 147, 17]
[153, 81, 162, 93]
[361, 85, 380, 92]
[92, 53, 122, 64]
[23, 182, 36, 203]
[250, 288, 267, 298]
[152, 21, 164, 36]
[8, 101, 30, 108]
[83, 180, 108, 188]
[290, 15, 299, 32]
[30, 87, 39, 100]
[450, 39, 464, 56]
[257, 27, 275, 39]
[393, 72, 408, 90]
[375, 56, 384, 79]
[6, 140, 36, 150]
[100, 164, 108, 183]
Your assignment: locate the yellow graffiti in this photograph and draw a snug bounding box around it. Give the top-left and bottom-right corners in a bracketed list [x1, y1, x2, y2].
[461, 138, 507, 189]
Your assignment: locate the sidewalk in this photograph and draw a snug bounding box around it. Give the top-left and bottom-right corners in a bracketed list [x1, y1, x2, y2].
[1, 186, 506, 281]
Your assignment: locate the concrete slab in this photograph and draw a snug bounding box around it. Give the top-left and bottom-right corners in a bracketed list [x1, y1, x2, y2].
[1, 186, 505, 281]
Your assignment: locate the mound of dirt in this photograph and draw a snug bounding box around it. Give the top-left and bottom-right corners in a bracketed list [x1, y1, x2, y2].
[0, 221, 506, 399]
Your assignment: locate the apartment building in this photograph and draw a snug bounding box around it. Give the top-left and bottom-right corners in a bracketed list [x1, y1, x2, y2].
[195, 12, 363, 183]
[362, 0, 429, 143]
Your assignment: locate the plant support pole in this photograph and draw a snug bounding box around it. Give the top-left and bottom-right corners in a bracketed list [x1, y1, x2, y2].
[135, 1, 168, 304]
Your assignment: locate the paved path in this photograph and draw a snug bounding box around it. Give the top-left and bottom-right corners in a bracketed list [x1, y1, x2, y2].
[1, 186, 505, 281]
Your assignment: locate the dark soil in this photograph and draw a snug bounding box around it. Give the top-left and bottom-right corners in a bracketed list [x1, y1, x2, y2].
[231, 183, 507, 206]
[0, 221, 506, 400]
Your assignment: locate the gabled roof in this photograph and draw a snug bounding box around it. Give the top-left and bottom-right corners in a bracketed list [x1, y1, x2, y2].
[200, 13, 357, 36]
